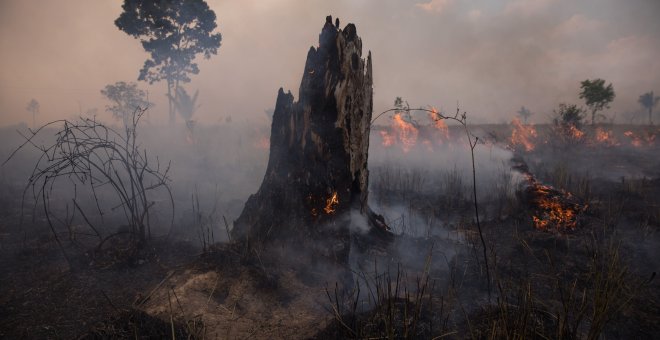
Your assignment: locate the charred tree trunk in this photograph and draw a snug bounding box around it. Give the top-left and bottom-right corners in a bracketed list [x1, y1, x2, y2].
[232, 16, 386, 267]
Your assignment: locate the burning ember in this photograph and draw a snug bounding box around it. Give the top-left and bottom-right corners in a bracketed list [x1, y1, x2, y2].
[514, 160, 586, 232]
[324, 191, 339, 214]
[528, 182, 583, 230]
[509, 118, 537, 151]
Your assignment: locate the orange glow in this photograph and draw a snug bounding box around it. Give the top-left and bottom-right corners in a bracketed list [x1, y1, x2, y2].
[324, 191, 339, 214]
[624, 131, 642, 147]
[567, 125, 584, 140]
[624, 130, 656, 147]
[510, 118, 537, 151]
[254, 136, 270, 149]
[593, 127, 618, 146]
[379, 130, 396, 147]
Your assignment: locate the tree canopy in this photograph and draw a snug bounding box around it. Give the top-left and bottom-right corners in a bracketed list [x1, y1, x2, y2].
[101, 81, 152, 127]
[115, 0, 221, 124]
[578, 78, 615, 125]
[638, 91, 660, 125]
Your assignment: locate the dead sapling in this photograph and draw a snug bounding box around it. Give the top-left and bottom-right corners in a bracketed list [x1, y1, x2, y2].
[4, 107, 174, 266]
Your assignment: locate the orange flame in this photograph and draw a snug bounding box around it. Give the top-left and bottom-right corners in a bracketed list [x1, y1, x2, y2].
[324, 192, 339, 214]
[528, 181, 584, 231]
[428, 107, 449, 139]
[510, 118, 537, 151]
[392, 113, 419, 152]
[532, 194, 577, 230]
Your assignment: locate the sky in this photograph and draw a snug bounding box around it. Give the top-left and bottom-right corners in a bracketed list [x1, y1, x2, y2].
[1, 0, 659, 127]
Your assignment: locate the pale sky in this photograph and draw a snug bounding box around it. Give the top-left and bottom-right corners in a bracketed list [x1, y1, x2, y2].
[1, 0, 659, 126]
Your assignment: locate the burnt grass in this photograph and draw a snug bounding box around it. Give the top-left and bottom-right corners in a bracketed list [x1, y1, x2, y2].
[1, 124, 659, 339]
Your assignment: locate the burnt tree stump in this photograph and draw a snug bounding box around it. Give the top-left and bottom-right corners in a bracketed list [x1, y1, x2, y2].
[232, 16, 388, 267]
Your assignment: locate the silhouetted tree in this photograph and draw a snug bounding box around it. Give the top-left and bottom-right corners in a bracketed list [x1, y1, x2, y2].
[170, 86, 199, 123]
[517, 106, 532, 124]
[26, 99, 39, 129]
[170, 86, 200, 141]
[115, 0, 221, 125]
[638, 91, 660, 125]
[579, 78, 615, 125]
[101, 81, 152, 127]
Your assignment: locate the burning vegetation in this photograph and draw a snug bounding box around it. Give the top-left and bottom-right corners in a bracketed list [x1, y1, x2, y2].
[510, 118, 538, 151]
[516, 161, 587, 231]
[323, 191, 340, 214]
[376, 106, 454, 153]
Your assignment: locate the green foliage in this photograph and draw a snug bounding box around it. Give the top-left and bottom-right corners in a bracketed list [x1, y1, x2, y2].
[579, 78, 615, 125]
[638, 91, 660, 125]
[101, 81, 152, 127]
[115, 0, 221, 124]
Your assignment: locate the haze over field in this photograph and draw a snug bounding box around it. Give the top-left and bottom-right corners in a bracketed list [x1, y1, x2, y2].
[1, 0, 659, 126]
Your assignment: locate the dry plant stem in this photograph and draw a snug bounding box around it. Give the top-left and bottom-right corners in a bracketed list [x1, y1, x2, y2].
[373, 106, 491, 300]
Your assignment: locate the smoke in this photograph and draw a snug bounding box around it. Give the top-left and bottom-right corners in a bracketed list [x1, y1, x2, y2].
[2, 0, 660, 127]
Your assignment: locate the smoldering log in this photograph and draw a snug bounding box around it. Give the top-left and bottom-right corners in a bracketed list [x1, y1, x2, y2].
[232, 16, 391, 265]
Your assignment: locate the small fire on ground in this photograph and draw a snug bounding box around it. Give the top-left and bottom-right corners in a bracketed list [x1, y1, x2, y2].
[514, 161, 587, 231]
[508, 123, 658, 151]
[378, 107, 451, 152]
[323, 192, 339, 214]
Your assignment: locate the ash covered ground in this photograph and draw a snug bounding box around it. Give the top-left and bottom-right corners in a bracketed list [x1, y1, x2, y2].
[1, 117, 659, 339]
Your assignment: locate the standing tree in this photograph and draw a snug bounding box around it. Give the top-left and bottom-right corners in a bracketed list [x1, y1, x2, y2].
[638, 91, 660, 125]
[115, 0, 221, 125]
[26, 99, 40, 129]
[579, 78, 615, 125]
[101, 81, 152, 127]
[517, 106, 532, 124]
